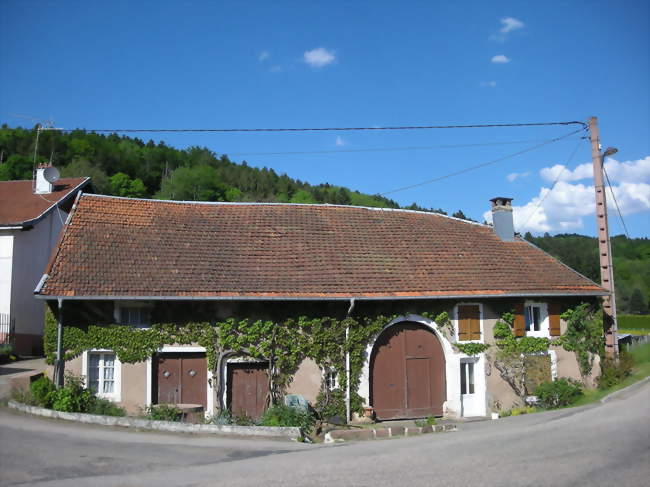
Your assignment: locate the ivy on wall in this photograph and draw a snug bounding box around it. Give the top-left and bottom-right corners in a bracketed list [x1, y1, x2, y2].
[45, 308, 451, 416]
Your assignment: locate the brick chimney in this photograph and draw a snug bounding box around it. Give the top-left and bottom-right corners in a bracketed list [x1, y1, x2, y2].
[490, 197, 515, 241]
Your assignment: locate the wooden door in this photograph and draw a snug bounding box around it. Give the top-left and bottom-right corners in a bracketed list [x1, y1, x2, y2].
[155, 353, 207, 409]
[228, 362, 269, 420]
[371, 323, 446, 420]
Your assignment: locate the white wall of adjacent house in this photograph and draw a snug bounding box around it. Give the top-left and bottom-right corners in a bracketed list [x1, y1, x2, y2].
[0, 233, 13, 316]
[10, 209, 67, 337]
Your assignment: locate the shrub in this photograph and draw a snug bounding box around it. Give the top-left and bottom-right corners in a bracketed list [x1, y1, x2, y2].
[535, 378, 583, 409]
[414, 415, 437, 427]
[30, 376, 57, 408]
[88, 397, 126, 417]
[144, 403, 182, 421]
[210, 410, 234, 425]
[598, 352, 635, 390]
[51, 374, 94, 413]
[259, 404, 316, 436]
[499, 405, 537, 417]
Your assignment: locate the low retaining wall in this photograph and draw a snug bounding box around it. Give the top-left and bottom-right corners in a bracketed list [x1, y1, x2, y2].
[325, 423, 457, 442]
[7, 401, 301, 439]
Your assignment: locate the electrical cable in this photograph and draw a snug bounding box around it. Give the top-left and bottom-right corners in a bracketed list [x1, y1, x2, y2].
[517, 137, 586, 232]
[603, 166, 631, 238]
[37, 120, 587, 134]
[378, 127, 586, 196]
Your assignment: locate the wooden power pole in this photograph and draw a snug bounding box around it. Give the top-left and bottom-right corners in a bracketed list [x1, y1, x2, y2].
[588, 116, 618, 356]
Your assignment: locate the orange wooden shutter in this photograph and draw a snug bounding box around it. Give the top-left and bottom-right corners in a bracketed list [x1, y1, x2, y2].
[548, 302, 561, 336]
[457, 305, 470, 341]
[469, 306, 481, 340]
[513, 302, 525, 337]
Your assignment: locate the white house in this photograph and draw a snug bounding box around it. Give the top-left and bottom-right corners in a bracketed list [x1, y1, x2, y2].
[0, 172, 90, 355]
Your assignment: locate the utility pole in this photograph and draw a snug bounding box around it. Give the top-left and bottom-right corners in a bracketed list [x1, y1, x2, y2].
[588, 116, 618, 356]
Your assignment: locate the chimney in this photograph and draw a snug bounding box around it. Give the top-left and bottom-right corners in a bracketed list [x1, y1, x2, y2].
[35, 164, 53, 194]
[490, 197, 515, 241]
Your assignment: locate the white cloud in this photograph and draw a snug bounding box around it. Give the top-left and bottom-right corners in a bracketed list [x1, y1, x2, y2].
[335, 136, 346, 147]
[490, 17, 525, 42]
[480, 80, 497, 87]
[258, 50, 270, 62]
[304, 47, 336, 68]
[540, 157, 650, 184]
[484, 162, 650, 233]
[491, 54, 511, 64]
[507, 171, 530, 182]
[500, 17, 524, 34]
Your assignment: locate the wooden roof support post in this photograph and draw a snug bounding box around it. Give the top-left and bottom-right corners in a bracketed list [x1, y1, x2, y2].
[588, 116, 619, 357]
[54, 298, 65, 387]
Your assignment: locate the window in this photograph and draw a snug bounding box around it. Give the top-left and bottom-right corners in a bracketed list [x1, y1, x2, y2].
[116, 303, 151, 327]
[523, 302, 549, 338]
[525, 305, 542, 332]
[87, 352, 119, 398]
[324, 368, 339, 390]
[460, 361, 475, 395]
[457, 304, 482, 342]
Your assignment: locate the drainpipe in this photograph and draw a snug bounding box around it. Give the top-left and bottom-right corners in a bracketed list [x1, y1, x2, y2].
[345, 298, 355, 424]
[54, 298, 64, 387]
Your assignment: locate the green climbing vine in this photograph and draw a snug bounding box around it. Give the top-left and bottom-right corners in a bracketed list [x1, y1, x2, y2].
[44, 308, 458, 417]
[556, 303, 604, 379]
[455, 342, 490, 356]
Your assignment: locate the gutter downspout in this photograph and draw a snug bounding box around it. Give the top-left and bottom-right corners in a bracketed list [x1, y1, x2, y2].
[54, 298, 64, 387]
[345, 298, 355, 424]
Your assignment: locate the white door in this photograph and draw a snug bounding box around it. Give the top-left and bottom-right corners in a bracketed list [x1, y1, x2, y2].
[460, 359, 481, 416]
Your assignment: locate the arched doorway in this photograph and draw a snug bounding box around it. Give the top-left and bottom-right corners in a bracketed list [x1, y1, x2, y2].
[370, 322, 446, 420]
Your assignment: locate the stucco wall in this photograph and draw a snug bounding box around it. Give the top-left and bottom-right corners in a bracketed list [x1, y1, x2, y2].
[10, 210, 67, 354]
[120, 361, 147, 414]
[0, 233, 13, 316]
[285, 358, 321, 404]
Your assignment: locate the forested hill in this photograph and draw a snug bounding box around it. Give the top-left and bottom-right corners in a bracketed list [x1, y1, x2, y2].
[525, 233, 650, 315]
[0, 125, 457, 215]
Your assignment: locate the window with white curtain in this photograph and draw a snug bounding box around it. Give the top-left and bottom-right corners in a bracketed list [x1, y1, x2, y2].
[87, 352, 118, 398]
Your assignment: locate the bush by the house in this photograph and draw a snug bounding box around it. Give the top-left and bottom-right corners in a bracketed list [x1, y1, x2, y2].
[499, 405, 537, 417]
[535, 378, 583, 409]
[0, 343, 18, 364]
[144, 403, 183, 422]
[414, 415, 437, 427]
[259, 404, 316, 435]
[13, 374, 126, 417]
[598, 351, 635, 389]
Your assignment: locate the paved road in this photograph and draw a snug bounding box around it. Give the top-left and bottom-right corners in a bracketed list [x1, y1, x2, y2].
[1, 381, 649, 487]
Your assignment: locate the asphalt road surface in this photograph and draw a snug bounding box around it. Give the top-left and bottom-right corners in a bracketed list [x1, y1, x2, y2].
[1, 381, 649, 487]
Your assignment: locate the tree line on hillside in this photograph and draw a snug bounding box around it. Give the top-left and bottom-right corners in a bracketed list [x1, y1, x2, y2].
[0, 125, 456, 214]
[525, 233, 650, 315]
[1, 126, 646, 314]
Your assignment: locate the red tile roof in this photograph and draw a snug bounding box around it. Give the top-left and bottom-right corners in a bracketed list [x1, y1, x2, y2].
[37, 194, 605, 299]
[0, 178, 91, 227]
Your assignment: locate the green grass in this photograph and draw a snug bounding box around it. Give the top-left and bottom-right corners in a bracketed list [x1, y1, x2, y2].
[618, 314, 650, 335]
[572, 342, 650, 407]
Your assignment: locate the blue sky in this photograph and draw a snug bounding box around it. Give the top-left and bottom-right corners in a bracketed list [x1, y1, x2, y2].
[1, 1, 648, 236]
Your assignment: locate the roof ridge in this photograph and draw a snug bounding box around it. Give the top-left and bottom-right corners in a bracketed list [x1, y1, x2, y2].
[80, 193, 489, 227]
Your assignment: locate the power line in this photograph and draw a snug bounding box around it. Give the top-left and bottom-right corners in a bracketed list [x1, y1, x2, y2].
[37, 120, 587, 134]
[517, 137, 586, 232]
[603, 165, 631, 238]
[226, 137, 583, 157]
[378, 128, 587, 196]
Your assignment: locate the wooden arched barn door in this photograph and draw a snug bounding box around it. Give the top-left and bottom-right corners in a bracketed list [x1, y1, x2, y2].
[370, 323, 446, 420]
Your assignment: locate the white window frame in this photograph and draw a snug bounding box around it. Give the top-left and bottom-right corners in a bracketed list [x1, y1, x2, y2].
[114, 301, 153, 328]
[454, 302, 484, 343]
[524, 301, 549, 338]
[322, 367, 339, 391]
[82, 349, 121, 402]
[460, 359, 476, 395]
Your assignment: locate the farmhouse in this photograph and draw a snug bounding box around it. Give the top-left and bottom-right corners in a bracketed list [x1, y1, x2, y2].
[35, 193, 605, 419]
[0, 172, 90, 355]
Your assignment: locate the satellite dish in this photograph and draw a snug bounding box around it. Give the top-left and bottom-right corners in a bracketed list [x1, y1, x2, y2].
[43, 166, 60, 184]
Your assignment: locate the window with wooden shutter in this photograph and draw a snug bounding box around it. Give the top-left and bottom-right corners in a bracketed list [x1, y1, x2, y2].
[458, 305, 481, 342]
[548, 302, 561, 336]
[513, 302, 525, 337]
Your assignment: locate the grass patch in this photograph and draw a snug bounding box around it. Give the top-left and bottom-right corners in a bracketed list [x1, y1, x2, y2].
[572, 342, 650, 407]
[618, 315, 650, 335]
